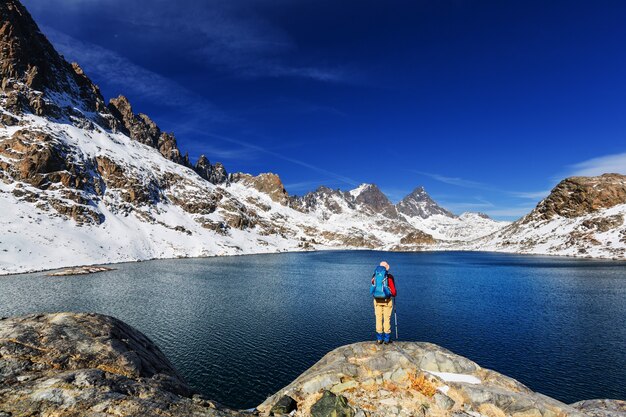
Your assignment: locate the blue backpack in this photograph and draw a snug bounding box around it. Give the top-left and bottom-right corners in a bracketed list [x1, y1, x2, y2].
[370, 266, 391, 299]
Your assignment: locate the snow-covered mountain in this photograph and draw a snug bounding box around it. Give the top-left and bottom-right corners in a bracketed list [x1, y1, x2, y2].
[456, 174, 626, 259]
[0, 0, 623, 275]
[397, 186, 454, 218]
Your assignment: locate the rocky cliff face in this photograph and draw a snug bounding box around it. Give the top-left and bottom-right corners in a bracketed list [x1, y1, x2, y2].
[2, 313, 622, 417]
[195, 155, 229, 185]
[528, 174, 626, 221]
[0, 0, 106, 116]
[351, 184, 399, 219]
[108, 95, 188, 165]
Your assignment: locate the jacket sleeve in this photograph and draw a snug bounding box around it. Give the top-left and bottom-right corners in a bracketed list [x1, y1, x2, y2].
[388, 274, 397, 297]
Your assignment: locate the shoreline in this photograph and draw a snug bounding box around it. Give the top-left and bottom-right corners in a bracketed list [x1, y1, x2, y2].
[2, 246, 625, 277]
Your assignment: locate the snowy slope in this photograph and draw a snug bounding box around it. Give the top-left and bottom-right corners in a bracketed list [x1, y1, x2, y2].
[0, 115, 300, 274]
[401, 212, 510, 242]
[456, 202, 626, 259]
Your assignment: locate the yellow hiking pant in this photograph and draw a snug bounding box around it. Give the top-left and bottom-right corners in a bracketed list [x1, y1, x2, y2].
[374, 298, 394, 334]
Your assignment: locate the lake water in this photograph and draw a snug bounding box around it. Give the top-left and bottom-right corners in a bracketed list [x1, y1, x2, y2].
[1, 251, 625, 408]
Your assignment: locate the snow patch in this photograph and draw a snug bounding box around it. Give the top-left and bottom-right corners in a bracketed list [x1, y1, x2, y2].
[427, 371, 481, 384]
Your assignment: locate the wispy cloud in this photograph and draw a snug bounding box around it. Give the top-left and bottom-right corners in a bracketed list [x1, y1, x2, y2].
[414, 171, 492, 190]
[167, 126, 359, 187]
[482, 206, 535, 218]
[183, 143, 261, 162]
[416, 170, 554, 203]
[238, 98, 348, 118]
[213, 133, 359, 186]
[509, 190, 552, 200]
[283, 180, 344, 193]
[437, 197, 495, 213]
[567, 151, 626, 177]
[34, 0, 348, 82]
[42, 26, 223, 120]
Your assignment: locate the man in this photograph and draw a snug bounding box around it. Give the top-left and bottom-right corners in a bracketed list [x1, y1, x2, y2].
[371, 261, 397, 344]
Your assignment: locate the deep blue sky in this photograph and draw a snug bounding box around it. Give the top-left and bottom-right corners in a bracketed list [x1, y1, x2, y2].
[23, 0, 626, 220]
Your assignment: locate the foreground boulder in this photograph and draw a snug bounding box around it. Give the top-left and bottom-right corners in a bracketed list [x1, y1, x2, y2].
[0, 313, 243, 416]
[258, 342, 606, 417]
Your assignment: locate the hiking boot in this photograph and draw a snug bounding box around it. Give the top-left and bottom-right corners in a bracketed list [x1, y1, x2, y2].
[383, 333, 391, 344]
[377, 339, 383, 345]
[376, 333, 384, 344]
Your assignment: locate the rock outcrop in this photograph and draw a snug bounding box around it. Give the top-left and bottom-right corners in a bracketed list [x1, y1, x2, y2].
[0, 313, 243, 416]
[0, 0, 106, 115]
[231, 172, 290, 205]
[399, 230, 437, 245]
[108, 95, 186, 165]
[259, 342, 591, 417]
[195, 155, 229, 184]
[529, 174, 626, 221]
[351, 184, 399, 219]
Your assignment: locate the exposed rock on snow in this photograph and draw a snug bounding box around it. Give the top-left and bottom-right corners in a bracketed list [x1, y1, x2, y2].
[231, 172, 290, 205]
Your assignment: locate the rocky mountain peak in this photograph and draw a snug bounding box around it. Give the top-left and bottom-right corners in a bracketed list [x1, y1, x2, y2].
[397, 186, 455, 219]
[529, 173, 626, 221]
[231, 172, 289, 205]
[351, 183, 395, 214]
[0, 0, 105, 114]
[194, 155, 228, 185]
[107, 95, 186, 165]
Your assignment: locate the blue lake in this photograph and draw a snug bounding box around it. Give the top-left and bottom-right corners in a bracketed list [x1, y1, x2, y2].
[1, 251, 625, 408]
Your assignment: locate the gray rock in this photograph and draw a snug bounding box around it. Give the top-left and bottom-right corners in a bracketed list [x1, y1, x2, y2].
[571, 399, 626, 417]
[310, 390, 355, 417]
[434, 392, 455, 410]
[270, 395, 297, 416]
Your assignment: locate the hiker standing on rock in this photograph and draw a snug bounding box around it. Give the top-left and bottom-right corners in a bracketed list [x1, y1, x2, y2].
[370, 261, 397, 344]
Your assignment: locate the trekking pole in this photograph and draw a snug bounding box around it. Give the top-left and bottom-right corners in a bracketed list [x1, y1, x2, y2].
[394, 297, 398, 340]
